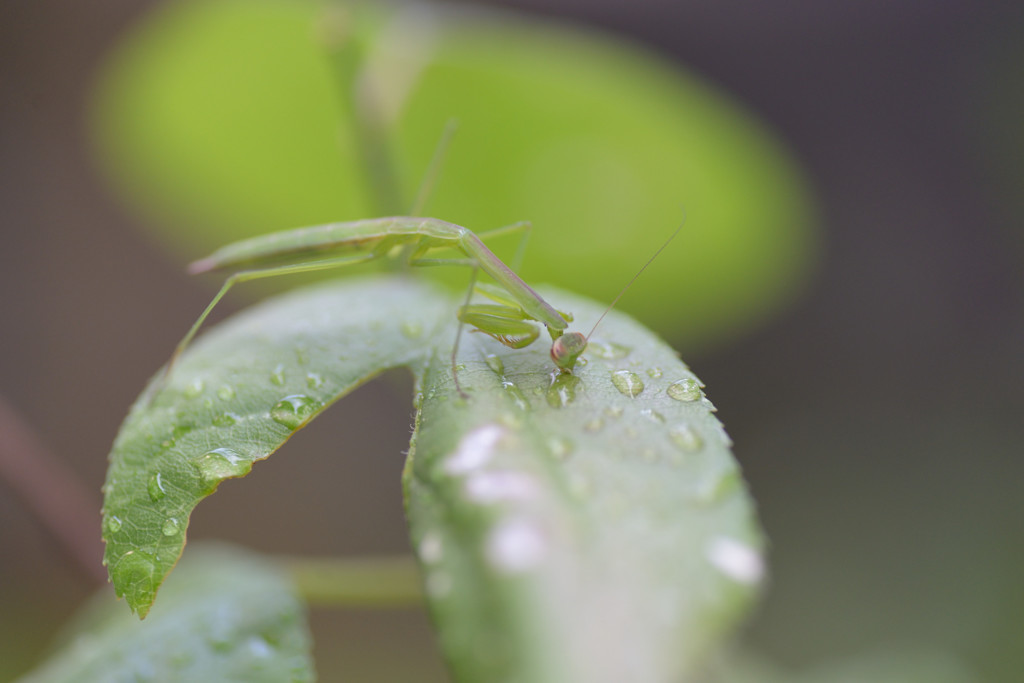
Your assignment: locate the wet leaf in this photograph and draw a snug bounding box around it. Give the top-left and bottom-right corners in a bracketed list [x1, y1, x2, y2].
[101, 277, 448, 616]
[18, 545, 313, 682]
[407, 287, 763, 682]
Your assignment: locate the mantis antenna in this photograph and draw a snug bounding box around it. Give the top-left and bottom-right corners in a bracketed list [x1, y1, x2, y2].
[549, 216, 685, 369]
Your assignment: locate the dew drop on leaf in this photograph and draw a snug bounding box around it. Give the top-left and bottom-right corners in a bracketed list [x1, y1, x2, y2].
[212, 412, 237, 427]
[547, 436, 573, 461]
[270, 394, 320, 429]
[647, 366, 663, 379]
[604, 405, 624, 419]
[640, 408, 665, 423]
[217, 385, 235, 400]
[486, 518, 547, 574]
[667, 378, 702, 402]
[183, 378, 204, 398]
[269, 364, 286, 386]
[545, 373, 580, 408]
[103, 515, 123, 534]
[195, 447, 251, 485]
[588, 340, 631, 359]
[583, 418, 604, 433]
[147, 472, 166, 501]
[401, 321, 423, 339]
[161, 517, 181, 536]
[611, 370, 645, 398]
[669, 423, 704, 452]
[419, 531, 444, 563]
[502, 381, 530, 411]
[485, 354, 505, 376]
[305, 372, 323, 389]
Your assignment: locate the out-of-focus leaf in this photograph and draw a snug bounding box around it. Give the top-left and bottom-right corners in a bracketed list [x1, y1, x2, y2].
[91, 0, 816, 349]
[101, 277, 449, 616]
[17, 545, 313, 683]
[406, 287, 764, 682]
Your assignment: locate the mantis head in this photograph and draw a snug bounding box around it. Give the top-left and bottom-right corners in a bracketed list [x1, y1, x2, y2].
[550, 332, 587, 372]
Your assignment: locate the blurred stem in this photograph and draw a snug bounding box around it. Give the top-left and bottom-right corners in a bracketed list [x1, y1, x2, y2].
[321, 8, 404, 217]
[284, 555, 423, 608]
[0, 395, 105, 584]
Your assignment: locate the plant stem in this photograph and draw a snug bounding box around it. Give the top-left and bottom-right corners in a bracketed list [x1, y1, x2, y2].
[284, 555, 423, 608]
[0, 395, 105, 584]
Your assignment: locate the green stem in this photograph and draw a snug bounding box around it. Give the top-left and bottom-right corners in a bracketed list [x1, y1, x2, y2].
[284, 555, 423, 608]
[320, 9, 404, 217]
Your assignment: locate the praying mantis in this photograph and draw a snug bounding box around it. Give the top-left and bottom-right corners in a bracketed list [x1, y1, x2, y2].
[165, 214, 679, 396]
[167, 216, 591, 395]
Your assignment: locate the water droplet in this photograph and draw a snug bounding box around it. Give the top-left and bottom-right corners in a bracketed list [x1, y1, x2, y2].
[445, 424, 504, 475]
[147, 473, 166, 501]
[171, 422, 195, 439]
[547, 436, 573, 461]
[306, 372, 323, 389]
[183, 379, 204, 398]
[426, 571, 453, 598]
[465, 471, 538, 504]
[104, 515, 123, 534]
[545, 373, 581, 408]
[247, 636, 272, 658]
[270, 394, 320, 429]
[667, 378, 702, 402]
[217, 385, 235, 401]
[113, 551, 156, 597]
[502, 381, 530, 411]
[485, 354, 505, 376]
[706, 536, 764, 585]
[604, 405, 624, 419]
[195, 447, 251, 486]
[588, 340, 631, 359]
[401, 321, 423, 339]
[161, 518, 181, 536]
[212, 413, 237, 427]
[695, 468, 741, 505]
[486, 518, 547, 574]
[419, 532, 443, 563]
[295, 347, 309, 365]
[269, 364, 286, 386]
[640, 408, 665, 423]
[647, 367, 663, 379]
[567, 472, 592, 499]
[611, 370, 644, 398]
[583, 418, 604, 433]
[669, 423, 704, 452]
[575, 356, 588, 367]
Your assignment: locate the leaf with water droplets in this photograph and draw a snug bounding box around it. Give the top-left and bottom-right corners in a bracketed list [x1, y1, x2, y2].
[405, 286, 764, 682]
[102, 278, 450, 617]
[16, 545, 313, 682]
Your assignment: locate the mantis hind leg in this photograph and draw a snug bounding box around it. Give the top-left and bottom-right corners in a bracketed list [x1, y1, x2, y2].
[160, 251, 381, 389]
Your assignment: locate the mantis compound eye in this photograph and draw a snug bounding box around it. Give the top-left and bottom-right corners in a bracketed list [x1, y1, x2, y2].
[550, 332, 587, 372]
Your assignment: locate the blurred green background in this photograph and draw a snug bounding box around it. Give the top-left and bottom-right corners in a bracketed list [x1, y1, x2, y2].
[1, 0, 1021, 681]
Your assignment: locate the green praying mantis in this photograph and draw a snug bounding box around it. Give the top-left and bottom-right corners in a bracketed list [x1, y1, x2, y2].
[163, 214, 679, 397]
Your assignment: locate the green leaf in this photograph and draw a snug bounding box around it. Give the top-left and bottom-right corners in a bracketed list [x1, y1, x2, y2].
[101, 275, 763, 680]
[91, 0, 816, 349]
[101, 277, 450, 616]
[406, 287, 763, 682]
[17, 544, 313, 683]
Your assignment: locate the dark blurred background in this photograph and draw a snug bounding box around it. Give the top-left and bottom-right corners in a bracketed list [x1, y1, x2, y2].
[1, 0, 1022, 681]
